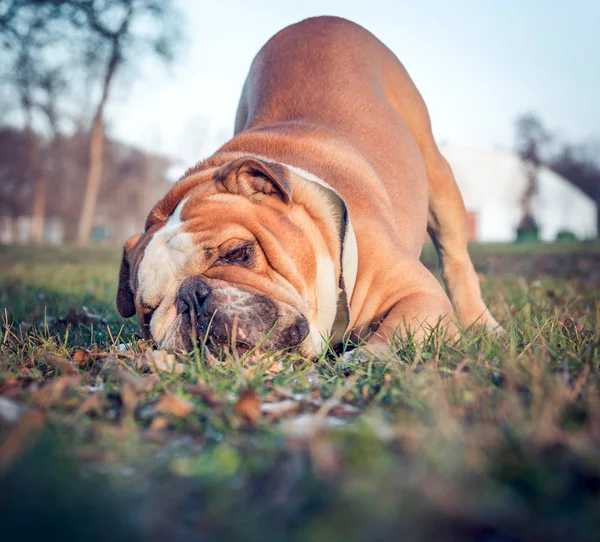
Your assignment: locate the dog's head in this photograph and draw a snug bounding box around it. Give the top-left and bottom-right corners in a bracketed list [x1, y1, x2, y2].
[116, 156, 356, 357]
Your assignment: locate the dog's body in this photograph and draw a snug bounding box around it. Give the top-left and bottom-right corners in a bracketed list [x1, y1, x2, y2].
[117, 16, 499, 357]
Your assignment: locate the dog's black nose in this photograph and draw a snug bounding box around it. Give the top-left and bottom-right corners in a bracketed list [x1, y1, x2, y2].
[177, 279, 212, 316]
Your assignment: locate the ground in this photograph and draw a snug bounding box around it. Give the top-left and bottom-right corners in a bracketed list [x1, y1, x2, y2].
[1, 242, 599, 542]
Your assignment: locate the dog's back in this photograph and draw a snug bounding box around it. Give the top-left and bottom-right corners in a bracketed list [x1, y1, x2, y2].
[231, 16, 500, 335]
[234, 16, 430, 253]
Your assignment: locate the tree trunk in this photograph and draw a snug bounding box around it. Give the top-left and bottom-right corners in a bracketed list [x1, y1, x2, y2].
[76, 45, 120, 245]
[24, 100, 45, 245]
[519, 161, 538, 229]
[77, 111, 105, 244]
[28, 126, 46, 245]
[31, 168, 46, 244]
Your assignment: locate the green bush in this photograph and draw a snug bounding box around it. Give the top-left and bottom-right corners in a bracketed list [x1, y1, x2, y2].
[516, 225, 540, 243]
[555, 230, 579, 243]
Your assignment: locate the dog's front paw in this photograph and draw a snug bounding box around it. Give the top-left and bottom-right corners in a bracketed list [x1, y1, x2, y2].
[341, 348, 373, 365]
[337, 344, 389, 371]
[474, 312, 505, 337]
[469, 309, 505, 336]
[485, 321, 506, 337]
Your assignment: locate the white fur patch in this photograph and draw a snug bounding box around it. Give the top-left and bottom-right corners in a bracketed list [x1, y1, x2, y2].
[138, 198, 194, 337]
[306, 254, 339, 353]
[343, 218, 358, 300]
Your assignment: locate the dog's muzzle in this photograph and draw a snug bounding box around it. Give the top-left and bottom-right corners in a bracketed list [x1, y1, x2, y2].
[174, 277, 309, 353]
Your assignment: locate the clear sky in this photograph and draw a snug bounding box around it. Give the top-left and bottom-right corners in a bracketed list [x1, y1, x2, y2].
[107, 0, 600, 177]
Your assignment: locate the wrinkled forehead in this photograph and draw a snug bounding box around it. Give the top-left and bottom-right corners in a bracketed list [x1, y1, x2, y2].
[144, 168, 218, 230]
[130, 169, 320, 308]
[134, 195, 254, 306]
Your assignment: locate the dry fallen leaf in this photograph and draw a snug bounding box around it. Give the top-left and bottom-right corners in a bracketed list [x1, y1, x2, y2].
[120, 382, 138, 419]
[29, 376, 82, 409]
[144, 350, 186, 374]
[309, 432, 339, 477]
[116, 369, 159, 394]
[155, 394, 194, 418]
[271, 385, 294, 399]
[69, 393, 102, 422]
[44, 354, 79, 376]
[361, 385, 370, 399]
[0, 411, 45, 472]
[243, 366, 256, 378]
[65, 306, 105, 325]
[187, 380, 220, 407]
[234, 389, 261, 425]
[0, 377, 29, 399]
[329, 403, 361, 418]
[150, 416, 170, 431]
[138, 374, 161, 393]
[260, 400, 299, 419]
[267, 361, 284, 374]
[280, 413, 345, 439]
[72, 349, 91, 365]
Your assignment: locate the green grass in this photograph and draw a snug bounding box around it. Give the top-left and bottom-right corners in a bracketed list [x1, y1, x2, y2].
[1, 243, 600, 541]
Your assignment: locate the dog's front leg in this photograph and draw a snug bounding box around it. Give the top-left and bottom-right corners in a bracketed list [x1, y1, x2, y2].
[342, 291, 457, 364]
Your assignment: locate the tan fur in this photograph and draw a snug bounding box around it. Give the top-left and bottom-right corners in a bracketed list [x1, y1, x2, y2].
[117, 16, 500, 356]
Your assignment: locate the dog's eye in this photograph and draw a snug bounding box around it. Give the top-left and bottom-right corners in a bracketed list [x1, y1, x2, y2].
[224, 246, 251, 264]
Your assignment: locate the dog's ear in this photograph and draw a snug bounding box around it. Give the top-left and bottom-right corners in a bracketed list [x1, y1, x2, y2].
[116, 233, 142, 318]
[216, 157, 291, 203]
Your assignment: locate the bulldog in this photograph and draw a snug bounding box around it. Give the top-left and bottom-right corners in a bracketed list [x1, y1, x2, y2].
[116, 16, 500, 359]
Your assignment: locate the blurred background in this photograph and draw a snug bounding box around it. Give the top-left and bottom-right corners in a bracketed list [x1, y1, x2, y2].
[0, 0, 598, 246]
[1, 5, 599, 540]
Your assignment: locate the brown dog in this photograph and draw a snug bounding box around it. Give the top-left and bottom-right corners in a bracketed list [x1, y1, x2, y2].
[116, 16, 500, 359]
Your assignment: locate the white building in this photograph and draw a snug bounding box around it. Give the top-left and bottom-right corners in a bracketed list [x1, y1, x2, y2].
[440, 143, 598, 243]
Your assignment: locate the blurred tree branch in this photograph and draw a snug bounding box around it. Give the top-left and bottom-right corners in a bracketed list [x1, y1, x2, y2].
[548, 141, 600, 231]
[0, 0, 181, 244]
[515, 114, 552, 231]
[74, 0, 179, 244]
[516, 113, 600, 234]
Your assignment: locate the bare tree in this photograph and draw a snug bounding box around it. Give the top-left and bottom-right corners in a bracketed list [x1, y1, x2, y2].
[1, 0, 83, 243]
[515, 114, 551, 234]
[0, 127, 34, 218]
[1, 0, 180, 244]
[548, 141, 600, 231]
[0, 124, 172, 243]
[37, 68, 69, 240]
[75, 0, 179, 244]
[2, 1, 61, 243]
[15, 47, 44, 243]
